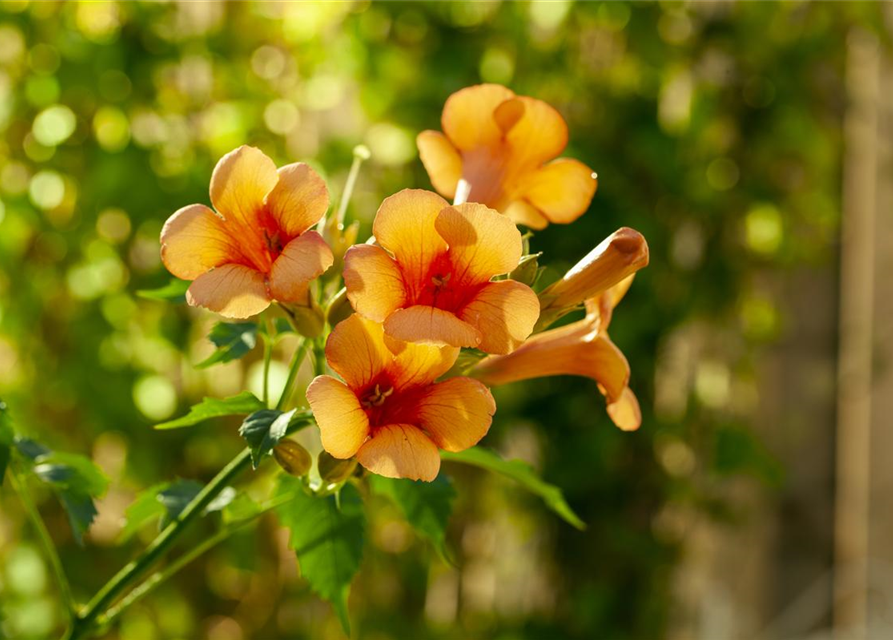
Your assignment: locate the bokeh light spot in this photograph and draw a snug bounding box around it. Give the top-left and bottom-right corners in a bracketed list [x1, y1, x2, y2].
[33, 104, 77, 146]
[133, 375, 177, 422]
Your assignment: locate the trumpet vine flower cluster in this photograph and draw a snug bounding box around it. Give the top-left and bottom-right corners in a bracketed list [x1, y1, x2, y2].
[161, 83, 650, 482]
[0, 84, 654, 640]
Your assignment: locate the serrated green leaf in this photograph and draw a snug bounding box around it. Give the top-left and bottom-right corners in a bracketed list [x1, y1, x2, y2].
[155, 392, 266, 430]
[136, 278, 191, 302]
[157, 480, 203, 528]
[370, 475, 456, 560]
[59, 490, 99, 544]
[239, 409, 295, 468]
[196, 322, 259, 369]
[276, 478, 365, 634]
[0, 399, 13, 487]
[441, 447, 586, 530]
[18, 445, 110, 545]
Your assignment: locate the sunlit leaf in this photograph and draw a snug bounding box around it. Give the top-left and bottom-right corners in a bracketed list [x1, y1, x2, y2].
[154, 392, 266, 430]
[441, 447, 586, 530]
[276, 478, 365, 634]
[136, 278, 191, 302]
[239, 409, 295, 468]
[119, 482, 169, 542]
[370, 474, 456, 560]
[196, 322, 259, 369]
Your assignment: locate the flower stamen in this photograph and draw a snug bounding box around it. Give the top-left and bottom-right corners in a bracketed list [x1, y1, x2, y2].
[361, 383, 394, 408]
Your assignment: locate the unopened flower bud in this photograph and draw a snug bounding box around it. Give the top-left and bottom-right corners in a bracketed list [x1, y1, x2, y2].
[318, 451, 357, 484]
[273, 439, 312, 477]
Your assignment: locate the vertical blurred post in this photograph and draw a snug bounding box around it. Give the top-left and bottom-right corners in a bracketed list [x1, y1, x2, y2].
[834, 27, 879, 640]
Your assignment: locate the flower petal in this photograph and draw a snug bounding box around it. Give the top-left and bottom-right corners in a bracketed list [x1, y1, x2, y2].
[210, 145, 278, 228]
[607, 387, 641, 432]
[459, 280, 539, 355]
[306, 375, 370, 458]
[269, 231, 333, 304]
[185, 264, 271, 319]
[325, 314, 392, 389]
[385, 337, 459, 391]
[503, 200, 549, 230]
[469, 320, 630, 401]
[384, 305, 481, 349]
[505, 96, 568, 168]
[442, 83, 515, 150]
[373, 189, 449, 300]
[523, 158, 597, 225]
[417, 130, 462, 199]
[265, 162, 330, 238]
[435, 203, 523, 286]
[411, 377, 495, 452]
[343, 244, 407, 322]
[356, 424, 440, 482]
[160, 204, 238, 280]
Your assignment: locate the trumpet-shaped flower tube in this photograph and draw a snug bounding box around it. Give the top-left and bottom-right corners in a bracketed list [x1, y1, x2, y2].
[343, 189, 540, 354]
[536, 227, 649, 330]
[471, 276, 642, 431]
[417, 84, 597, 228]
[306, 314, 496, 481]
[160, 146, 334, 318]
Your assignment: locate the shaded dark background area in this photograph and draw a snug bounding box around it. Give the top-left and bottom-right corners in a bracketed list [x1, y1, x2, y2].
[1, 2, 891, 639]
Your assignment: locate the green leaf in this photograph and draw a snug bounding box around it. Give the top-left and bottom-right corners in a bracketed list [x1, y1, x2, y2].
[119, 480, 233, 541]
[196, 322, 259, 369]
[276, 478, 365, 634]
[136, 278, 191, 302]
[222, 493, 261, 524]
[441, 447, 586, 530]
[154, 392, 266, 430]
[23, 447, 110, 544]
[119, 482, 169, 542]
[370, 475, 456, 561]
[239, 409, 295, 469]
[157, 480, 203, 528]
[0, 399, 13, 487]
[33, 452, 110, 497]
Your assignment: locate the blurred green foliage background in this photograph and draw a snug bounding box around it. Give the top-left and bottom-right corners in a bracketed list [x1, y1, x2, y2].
[0, 1, 887, 639]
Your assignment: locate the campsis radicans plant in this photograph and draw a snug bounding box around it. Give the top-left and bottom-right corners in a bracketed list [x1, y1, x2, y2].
[1, 84, 649, 639]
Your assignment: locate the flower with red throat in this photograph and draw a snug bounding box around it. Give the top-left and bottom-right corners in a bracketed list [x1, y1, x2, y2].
[160, 146, 333, 318]
[470, 276, 642, 431]
[417, 84, 597, 229]
[306, 314, 495, 481]
[343, 189, 540, 355]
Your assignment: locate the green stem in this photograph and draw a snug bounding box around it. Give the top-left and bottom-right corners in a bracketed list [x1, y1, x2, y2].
[96, 490, 299, 631]
[276, 338, 309, 411]
[9, 461, 76, 626]
[313, 338, 327, 377]
[262, 317, 274, 406]
[64, 449, 253, 640]
[335, 145, 371, 228]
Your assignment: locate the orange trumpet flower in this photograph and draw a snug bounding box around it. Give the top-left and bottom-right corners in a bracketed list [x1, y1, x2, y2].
[537, 227, 649, 329]
[417, 84, 597, 229]
[471, 276, 642, 431]
[160, 146, 333, 318]
[343, 189, 540, 355]
[306, 314, 495, 482]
